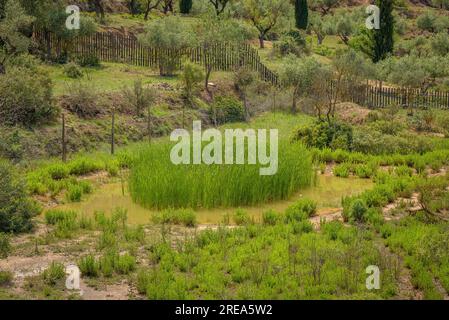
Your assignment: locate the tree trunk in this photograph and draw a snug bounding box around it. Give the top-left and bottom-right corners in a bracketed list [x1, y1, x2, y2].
[243, 94, 250, 122]
[205, 64, 213, 98]
[259, 35, 265, 49]
[0, 63, 5, 75]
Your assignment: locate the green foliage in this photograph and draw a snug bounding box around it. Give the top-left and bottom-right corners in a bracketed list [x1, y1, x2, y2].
[62, 81, 101, 119]
[129, 141, 313, 209]
[212, 95, 245, 124]
[152, 209, 197, 227]
[0, 233, 11, 258]
[372, 0, 394, 62]
[77, 53, 100, 67]
[292, 120, 353, 151]
[0, 160, 40, 233]
[233, 209, 250, 225]
[79, 255, 100, 277]
[45, 210, 77, 225]
[181, 62, 204, 104]
[138, 16, 195, 76]
[262, 210, 279, 226]
[180, 0, 193, 14]
[295, 0, 308, 30]
[43, 262, 65, 285]
[0, 65, 56, 126]
[285, 198, 317, 220]
[0, 271, 13, 286]
[122, 79, 156, 116]
[63, 62, 83, 79]
[334, 163, 351, 178]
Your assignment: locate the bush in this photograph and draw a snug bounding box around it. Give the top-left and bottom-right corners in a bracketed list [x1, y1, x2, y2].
[46, 164, 70, 180]
[285, 198, 317, 220]
[0, 161, 40, 233]
[63, 62, 83, 79]
[45, 210, 77, 225]
[343, 199, 368, 222]
[68, 158, 103, 175]
[66, 185, 83, 202]
[0, 271, 13, 286]
[115, 254, 136, 274]
[233, 209, 250, 225]
[0, 66, 56, 126]
[62, 82, 102, 119]
[152, 209, 197, 227]
[79, 255, 100, 277]
[211, 96, 245, 125]
[334, 163, 351, 178]
[43, 262, 65, 285]
[262, 210, 278, 225]
[78, 53, 100, 67]
[0, 233, 11, 259]
[292, 120, 353, 151]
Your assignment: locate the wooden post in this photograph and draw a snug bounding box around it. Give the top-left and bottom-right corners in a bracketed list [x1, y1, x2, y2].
[62, 113, 67, 163]
[111, 109, 115, 155]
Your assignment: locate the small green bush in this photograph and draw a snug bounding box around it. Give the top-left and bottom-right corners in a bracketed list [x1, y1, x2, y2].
[115, 254, 136, 274]
[66, 185, 83, 202]
[262, 210, 278, 225]
[63, 62, 83, 79]
[285, 198, 317, 220]
[0, 271, 13, 286]
[0, 233, 11, 259]
[43, 262, 65, 285]
[46, 164, 70, 180]
[68, 158, 103, 176]
[152, 208, 197, 227]
[334, 163, 351, 178]
[212, 96, 245, 125]
[78, 53, 100, 67]
[79, 255, 100, 277]
[45, 210, 77, 225]
[233, 209, 250, 225]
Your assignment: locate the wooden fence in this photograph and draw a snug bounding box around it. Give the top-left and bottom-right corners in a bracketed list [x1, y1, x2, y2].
[33, 31, 449, 109]
[33, 31, 279, 86]
[349, 84, 449, 109]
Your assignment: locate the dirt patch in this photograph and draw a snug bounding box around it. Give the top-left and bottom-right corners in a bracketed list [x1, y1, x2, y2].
[80, 279, 131, 300]
[335, 102, 371, 125]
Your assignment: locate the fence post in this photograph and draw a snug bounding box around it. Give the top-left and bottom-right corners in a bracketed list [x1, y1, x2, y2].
[111, 109, 115, 155]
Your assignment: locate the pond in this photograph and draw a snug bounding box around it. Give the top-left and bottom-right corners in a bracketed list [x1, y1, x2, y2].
[53, 175, 373, 225]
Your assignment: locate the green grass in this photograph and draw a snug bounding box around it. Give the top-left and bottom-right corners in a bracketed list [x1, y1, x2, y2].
[129, 140, 314, 209]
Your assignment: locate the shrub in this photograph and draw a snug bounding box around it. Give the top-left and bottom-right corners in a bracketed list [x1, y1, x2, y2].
[68, 158, 103, 175]
[62, 82, 102, 119]
[79, 255, 100, 277]
[234, 209, 250, 225]
[45, 210, 77, 225]
[0, 233, 11, 258]
[78, 53, 100, 67]
[46, 164, 70, 180]
[262, 210, 278, 225]
[63, 62, 83, 79]
[355, 164, 375, 179]
[0, 161, 40, 233]
[334, 163, 351, 178]
[115, 254, 136, 274]
[0, 271, 13, 286]
[0, 66, 56, 126]
[292, 120, 353, 151]
[66, 185, 83, 202]
[43, 262, 65, 285]
[152, 209, 197, 227]
[284, 198, 317, 222]
[346, 199, 368, 222]
[212, 96, 245, 125]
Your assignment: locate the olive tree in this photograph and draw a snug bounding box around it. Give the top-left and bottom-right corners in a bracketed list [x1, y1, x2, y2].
[138, 16, 196, 76]
[241, 0, 290, 49]
[309, 0, 340, 16]
[279, 55, 322, 114]
[195, 15, 255, 95]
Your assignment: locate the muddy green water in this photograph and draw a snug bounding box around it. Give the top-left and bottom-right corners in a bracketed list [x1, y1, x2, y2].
[53, 175, 373, 225]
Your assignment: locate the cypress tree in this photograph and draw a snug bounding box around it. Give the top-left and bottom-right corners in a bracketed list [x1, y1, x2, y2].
[295, 0, 308, 30]
[373, 0, 394, 62]
[180, 0, 193, 14]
